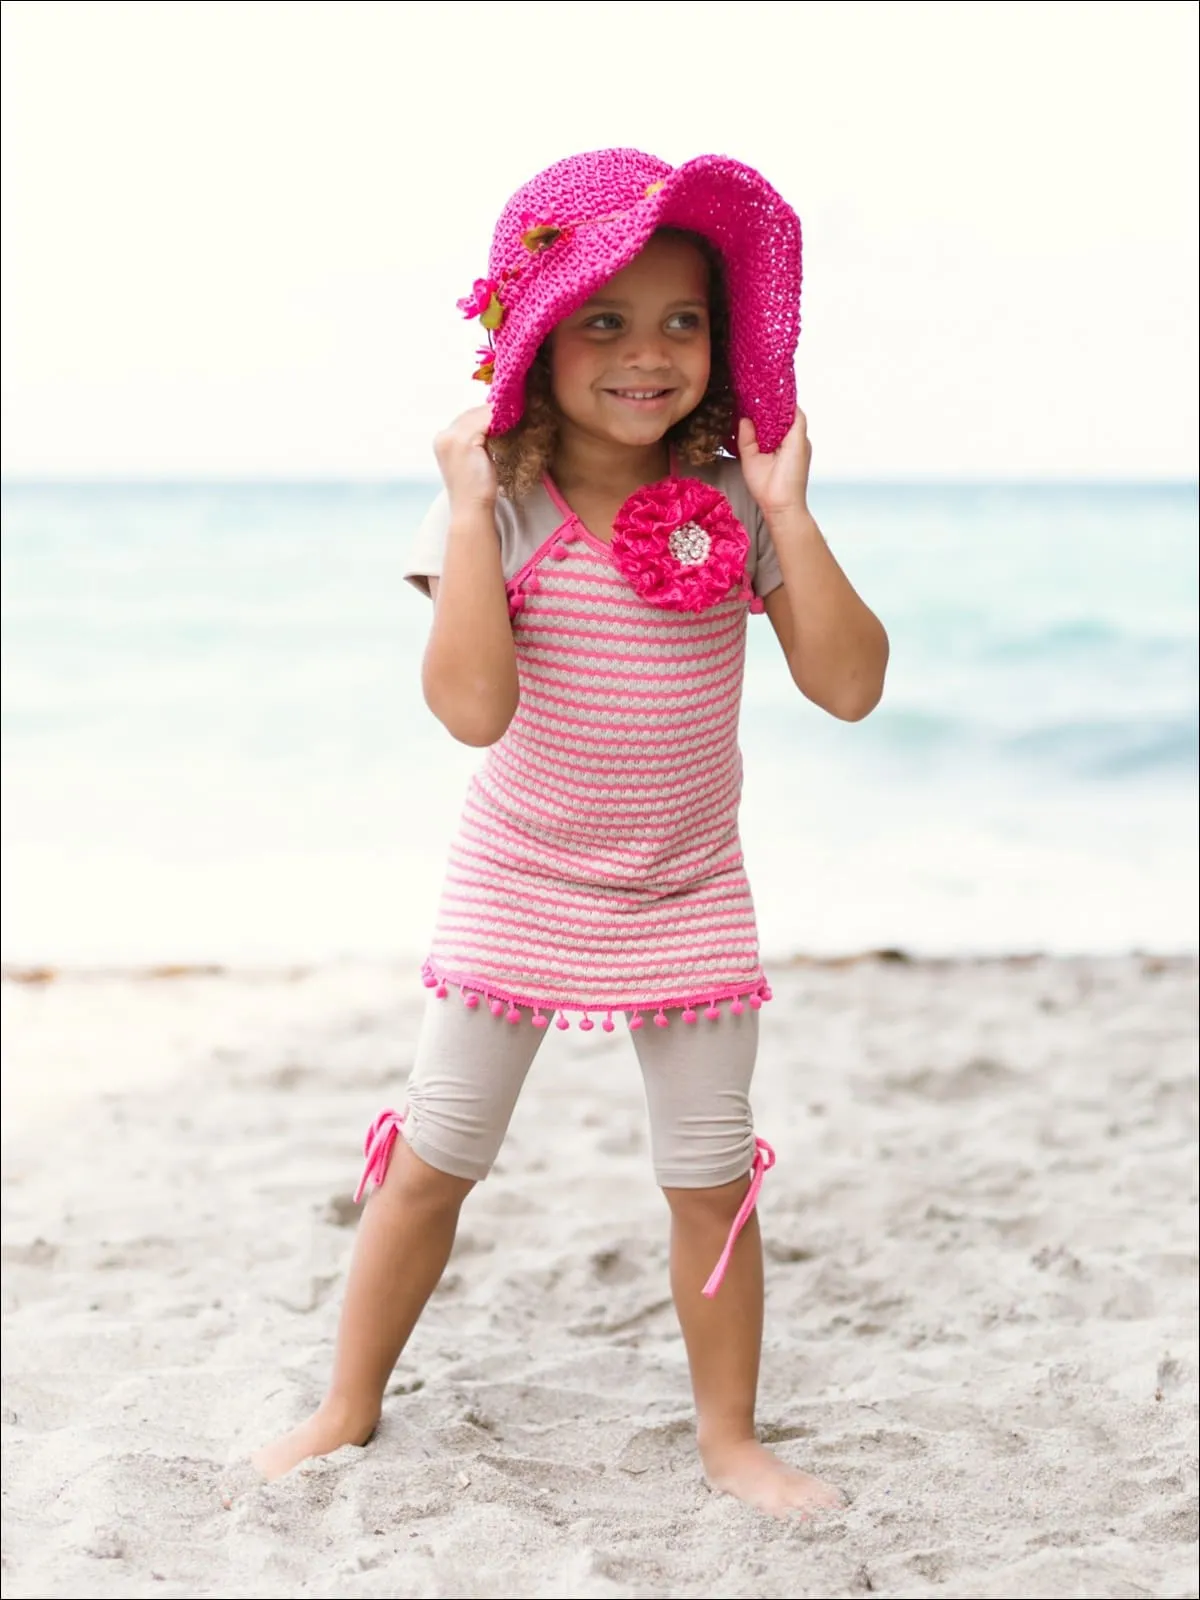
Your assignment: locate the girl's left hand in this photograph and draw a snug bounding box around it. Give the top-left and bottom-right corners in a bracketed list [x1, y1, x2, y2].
[738, 409, 811, 520]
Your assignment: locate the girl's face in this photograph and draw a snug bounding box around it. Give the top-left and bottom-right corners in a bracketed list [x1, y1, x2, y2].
[548, 233, 712, 450]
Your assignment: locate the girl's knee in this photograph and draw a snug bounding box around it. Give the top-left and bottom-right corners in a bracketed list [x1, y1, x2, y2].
[662, 1174, 750, 1226]
[638, 1028, 758, 1196]
[400, 1097, 505, 1187]
[381, 1136, 475, 1212]
[652, 1121, 758, 1198]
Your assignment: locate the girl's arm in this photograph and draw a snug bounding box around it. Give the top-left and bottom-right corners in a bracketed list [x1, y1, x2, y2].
[421, 408, 519, 747]
[740, 413, 889, 722]
[760, 512, 888, 722]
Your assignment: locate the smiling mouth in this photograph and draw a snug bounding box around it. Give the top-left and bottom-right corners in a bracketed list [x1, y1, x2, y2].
[604, 388, 675, 403]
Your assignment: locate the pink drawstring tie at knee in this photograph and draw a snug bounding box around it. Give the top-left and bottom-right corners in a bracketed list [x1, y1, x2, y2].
[701, 1137, 776, 1299]
[353, 1108, 406, 1204]
[353, 1112, 773, 1301]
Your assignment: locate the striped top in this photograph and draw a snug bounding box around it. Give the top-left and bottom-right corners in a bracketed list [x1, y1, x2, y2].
[405, 460, 783, 1031]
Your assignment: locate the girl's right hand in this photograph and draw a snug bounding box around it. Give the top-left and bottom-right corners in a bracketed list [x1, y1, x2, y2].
[434, 406, 498, 511]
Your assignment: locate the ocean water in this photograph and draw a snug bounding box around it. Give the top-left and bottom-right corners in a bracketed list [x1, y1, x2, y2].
[1, 481, 1196, 966]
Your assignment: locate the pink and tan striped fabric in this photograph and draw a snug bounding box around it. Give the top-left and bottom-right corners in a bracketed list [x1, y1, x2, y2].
[423, 476, 772, 1032]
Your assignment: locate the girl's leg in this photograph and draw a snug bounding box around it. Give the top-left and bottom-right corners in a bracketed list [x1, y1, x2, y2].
[631, 1008, 843, 1516]
[253, 994, 545, 1480]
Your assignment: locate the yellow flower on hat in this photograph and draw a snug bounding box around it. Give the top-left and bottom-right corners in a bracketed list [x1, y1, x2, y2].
[479, 293, 505, 331]
[520, 224, 564, 253]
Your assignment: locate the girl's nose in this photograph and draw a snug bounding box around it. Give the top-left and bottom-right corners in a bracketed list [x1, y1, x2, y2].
[622, 337, 672, 372]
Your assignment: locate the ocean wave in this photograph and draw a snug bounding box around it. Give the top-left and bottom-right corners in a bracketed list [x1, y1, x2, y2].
[1001, 717, 1199, 779]
[5, 480, 1197, 961]
[828, 707, 1200, 782]
[976, 619, 1195, 662]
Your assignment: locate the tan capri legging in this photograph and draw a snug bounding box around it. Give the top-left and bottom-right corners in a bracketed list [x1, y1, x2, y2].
[401, 992, 759, 1188]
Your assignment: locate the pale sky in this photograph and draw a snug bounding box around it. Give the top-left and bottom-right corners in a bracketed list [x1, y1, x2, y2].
[2, 0, 1197, 480]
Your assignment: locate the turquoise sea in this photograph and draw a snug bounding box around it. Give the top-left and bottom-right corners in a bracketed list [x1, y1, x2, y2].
[1, 481, 1196, 966]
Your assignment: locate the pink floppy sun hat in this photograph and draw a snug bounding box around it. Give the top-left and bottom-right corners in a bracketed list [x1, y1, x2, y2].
[457, 148, 803, 455]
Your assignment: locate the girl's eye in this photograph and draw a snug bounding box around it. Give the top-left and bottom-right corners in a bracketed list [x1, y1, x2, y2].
[666, 311, 704, 332]
[583, 313, 623, 332]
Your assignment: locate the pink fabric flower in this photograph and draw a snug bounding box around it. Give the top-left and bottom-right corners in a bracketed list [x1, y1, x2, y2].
[456, 277, 500, 319]
[611, 478, 750, 612]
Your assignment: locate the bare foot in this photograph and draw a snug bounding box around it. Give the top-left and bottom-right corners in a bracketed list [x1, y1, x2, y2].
[251, 1399, 379, 1482]
[700, 1436, 845, 1517]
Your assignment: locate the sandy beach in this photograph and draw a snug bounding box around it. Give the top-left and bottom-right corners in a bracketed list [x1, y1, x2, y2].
[1, 952, 1197, 1600]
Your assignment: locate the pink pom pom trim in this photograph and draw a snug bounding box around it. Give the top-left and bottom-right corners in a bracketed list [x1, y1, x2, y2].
[418, 963, 773, 1035]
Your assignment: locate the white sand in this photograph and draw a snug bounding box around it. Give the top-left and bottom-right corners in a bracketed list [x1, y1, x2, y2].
[2, 954, 1197, 1600]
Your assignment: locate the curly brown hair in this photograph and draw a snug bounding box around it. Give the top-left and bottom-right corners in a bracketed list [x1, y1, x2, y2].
[489, 229, 735, 500]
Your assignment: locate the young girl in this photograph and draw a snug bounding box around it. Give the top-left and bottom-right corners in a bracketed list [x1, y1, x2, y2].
[255, 148, 888, 1515]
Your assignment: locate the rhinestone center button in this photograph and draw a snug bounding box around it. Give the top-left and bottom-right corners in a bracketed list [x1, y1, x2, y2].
[668, 521, 712, 566]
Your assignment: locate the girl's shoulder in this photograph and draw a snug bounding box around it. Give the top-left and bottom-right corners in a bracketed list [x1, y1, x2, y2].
[402, 482, 563, 595]
[680, 455, 782, 601]
[680, 454, 763, 533]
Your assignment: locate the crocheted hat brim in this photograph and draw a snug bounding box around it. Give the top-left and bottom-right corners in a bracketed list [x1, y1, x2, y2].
[485, 154, 801, 456]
